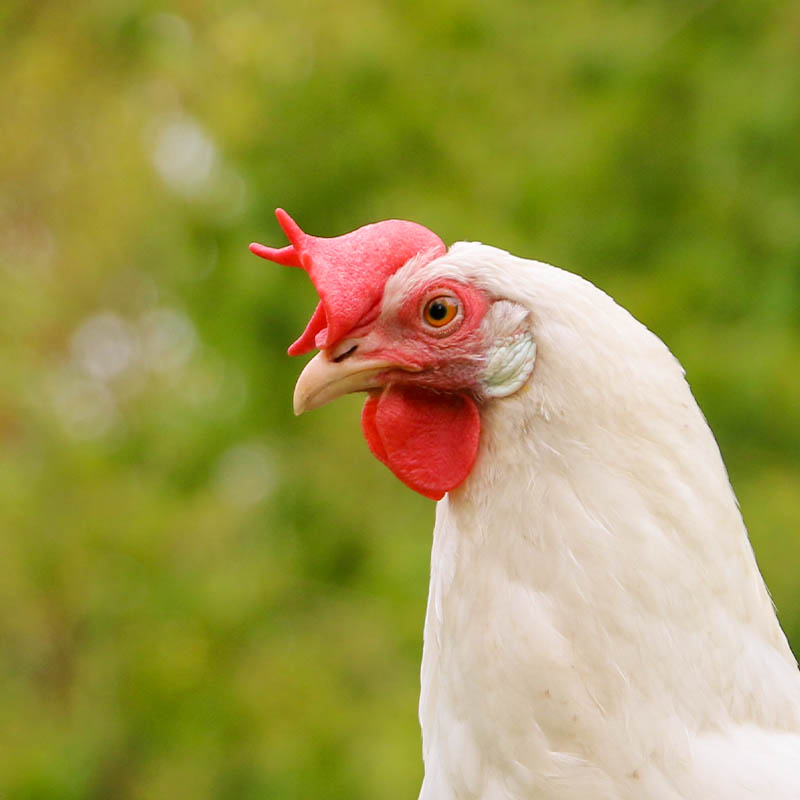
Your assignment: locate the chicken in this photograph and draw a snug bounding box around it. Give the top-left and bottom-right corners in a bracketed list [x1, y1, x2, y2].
[251, 210, 800, 799]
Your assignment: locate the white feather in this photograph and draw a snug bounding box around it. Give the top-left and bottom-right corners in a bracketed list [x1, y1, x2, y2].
[403, 243, 800, 799]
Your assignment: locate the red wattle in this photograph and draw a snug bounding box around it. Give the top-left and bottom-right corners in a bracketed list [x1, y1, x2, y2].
[361, 386, 481, 501]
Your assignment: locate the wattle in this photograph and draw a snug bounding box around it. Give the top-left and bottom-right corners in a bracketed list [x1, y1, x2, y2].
[361, 385, 481, 500]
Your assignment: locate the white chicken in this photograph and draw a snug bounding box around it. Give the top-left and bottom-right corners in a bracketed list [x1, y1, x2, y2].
[251, 210, 800, 799]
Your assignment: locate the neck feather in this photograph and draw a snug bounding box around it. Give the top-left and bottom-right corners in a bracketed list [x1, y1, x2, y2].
[419, 376, 800, 795]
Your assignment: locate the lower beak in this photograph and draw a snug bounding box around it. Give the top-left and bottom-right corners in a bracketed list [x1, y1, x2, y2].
[293, 352, 400, 415]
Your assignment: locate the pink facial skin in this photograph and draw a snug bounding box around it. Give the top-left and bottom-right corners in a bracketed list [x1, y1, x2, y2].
[347, 280, 490, 500]
[341, 279, 490, 396]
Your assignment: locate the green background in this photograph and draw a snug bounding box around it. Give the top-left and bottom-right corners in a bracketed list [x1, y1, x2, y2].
[1, 1, 798, 797]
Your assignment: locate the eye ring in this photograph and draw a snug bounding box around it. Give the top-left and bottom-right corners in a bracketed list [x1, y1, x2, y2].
[422, 295, 460, 329]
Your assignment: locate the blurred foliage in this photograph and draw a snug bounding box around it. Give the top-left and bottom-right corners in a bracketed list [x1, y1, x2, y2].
[0, 0, 798, 797]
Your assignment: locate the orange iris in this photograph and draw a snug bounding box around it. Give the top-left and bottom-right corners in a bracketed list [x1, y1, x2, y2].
[423, 296, 459, 328]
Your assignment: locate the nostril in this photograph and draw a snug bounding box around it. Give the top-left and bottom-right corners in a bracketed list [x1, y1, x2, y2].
[333, 344, 357, 363]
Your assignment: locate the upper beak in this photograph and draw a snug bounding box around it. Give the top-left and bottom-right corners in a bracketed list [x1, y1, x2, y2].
[293, 352, 401, 415]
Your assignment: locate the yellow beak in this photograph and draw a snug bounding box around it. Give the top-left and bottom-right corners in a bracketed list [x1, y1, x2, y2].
[293, 352, 401, 415]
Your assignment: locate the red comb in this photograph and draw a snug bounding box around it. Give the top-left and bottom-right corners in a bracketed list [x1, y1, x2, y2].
[250, 209, 446, 355]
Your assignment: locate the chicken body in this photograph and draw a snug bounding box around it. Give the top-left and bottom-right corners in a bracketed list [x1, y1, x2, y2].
[417, 243, 800, 799]
[253, 214, 800, 799]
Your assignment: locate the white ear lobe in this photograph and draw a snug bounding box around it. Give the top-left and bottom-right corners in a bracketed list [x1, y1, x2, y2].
[481, 301, 536, 398]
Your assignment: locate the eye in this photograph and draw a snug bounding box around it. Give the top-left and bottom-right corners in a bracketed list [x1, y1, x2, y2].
[422, 295, 460, 328]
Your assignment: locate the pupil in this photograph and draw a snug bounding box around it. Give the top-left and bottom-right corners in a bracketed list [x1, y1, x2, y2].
[430, 301, 447, 320]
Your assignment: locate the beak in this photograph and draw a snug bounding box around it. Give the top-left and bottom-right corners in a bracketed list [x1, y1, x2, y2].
[293, 352, 401, 415]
